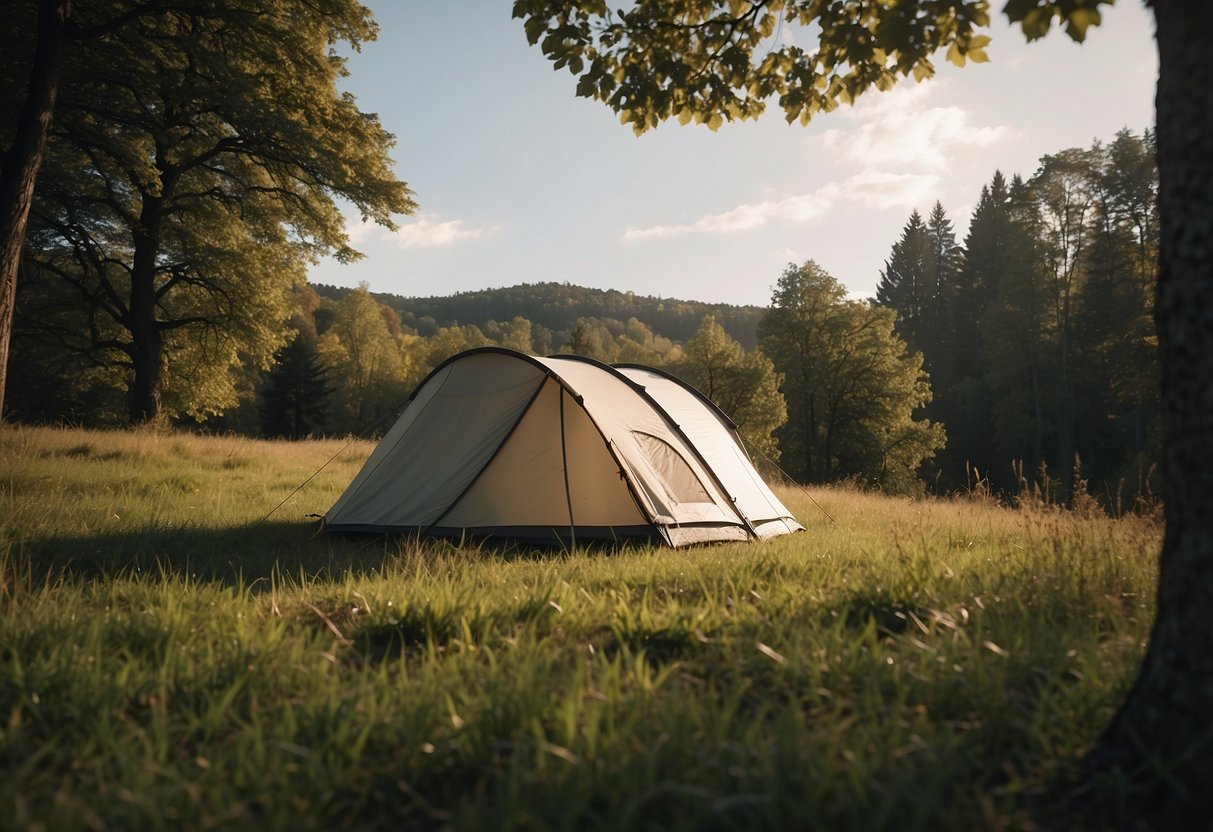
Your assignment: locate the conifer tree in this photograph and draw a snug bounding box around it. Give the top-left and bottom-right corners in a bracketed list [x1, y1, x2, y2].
[260, 332, 332, 440]
[874, 209, 932, 360]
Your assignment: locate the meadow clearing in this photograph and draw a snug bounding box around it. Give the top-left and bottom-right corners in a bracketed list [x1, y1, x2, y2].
[0, 426, 1160, 830]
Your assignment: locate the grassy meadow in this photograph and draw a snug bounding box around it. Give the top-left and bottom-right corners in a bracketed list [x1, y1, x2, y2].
[0, 426, 1160, 830]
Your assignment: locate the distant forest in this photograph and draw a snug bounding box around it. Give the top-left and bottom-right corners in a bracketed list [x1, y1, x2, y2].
[9, 128, 1158, 504]
[311, 282, 765, 350]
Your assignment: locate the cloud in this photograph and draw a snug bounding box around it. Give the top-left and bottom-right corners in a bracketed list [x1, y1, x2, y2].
[620, 83, 985, 244]
[623, 187, 839, 241]
[821, 82, 1005, 170]
[344, 217, 379, 245]
[843, 170, 940, 210]
[621, 172, 934, 241]
[345, 213, 500, 249]
[387, 214, 500, 248]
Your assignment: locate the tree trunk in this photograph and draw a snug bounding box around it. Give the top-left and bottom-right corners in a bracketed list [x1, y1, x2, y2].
[127, 195, 165, 424]
[1088, 2, 1213, 825]
[0, 0, 69, 421]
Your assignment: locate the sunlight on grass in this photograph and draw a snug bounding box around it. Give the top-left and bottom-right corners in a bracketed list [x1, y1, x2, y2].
[0, 426, 1159, 829]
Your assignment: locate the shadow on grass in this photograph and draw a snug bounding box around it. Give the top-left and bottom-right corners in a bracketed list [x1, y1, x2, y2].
[5, 521, 602, 588]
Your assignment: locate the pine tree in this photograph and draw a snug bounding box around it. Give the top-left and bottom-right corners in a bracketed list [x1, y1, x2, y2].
[260, 332, 332, 439]
[875, 209, 932, 360]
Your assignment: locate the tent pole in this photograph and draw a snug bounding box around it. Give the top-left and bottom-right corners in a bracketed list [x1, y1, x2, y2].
[559, 389, 576, 550]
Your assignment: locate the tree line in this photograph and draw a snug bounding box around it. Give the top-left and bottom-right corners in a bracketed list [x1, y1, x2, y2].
[874, 128, 1158, 504]
[313, 281, 766, 349]
[6, 113, 1156, 504]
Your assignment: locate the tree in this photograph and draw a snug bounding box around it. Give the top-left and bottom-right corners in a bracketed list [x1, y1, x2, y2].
[4, 0, 413, 424]
[1075, 129, 1159, 488]
[260, 330, 332, 439]
[317, 285, 413, 435]
[675, 314, 786, 461]
[1, 0, 83, 421]
[515, 0, 1213, 821]
[875, 209, 932, 355]
[758, 261, 944, 491]
[1025, 146, 1098, 486]
[560, 317, 618, 362]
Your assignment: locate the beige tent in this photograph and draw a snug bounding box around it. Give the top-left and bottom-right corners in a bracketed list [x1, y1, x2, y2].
[323, 348, 803, 547]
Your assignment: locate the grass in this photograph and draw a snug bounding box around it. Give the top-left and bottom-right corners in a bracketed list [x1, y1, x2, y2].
[0, 425, 1160, 830]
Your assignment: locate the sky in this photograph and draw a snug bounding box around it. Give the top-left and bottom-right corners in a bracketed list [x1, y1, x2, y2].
[308, 3, 1158, 308]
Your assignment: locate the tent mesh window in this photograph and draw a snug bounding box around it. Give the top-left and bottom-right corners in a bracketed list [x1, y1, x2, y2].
[631, 432, 712, 505]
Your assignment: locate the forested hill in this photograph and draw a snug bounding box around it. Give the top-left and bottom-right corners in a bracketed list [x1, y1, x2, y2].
[310, 282, 766, 350]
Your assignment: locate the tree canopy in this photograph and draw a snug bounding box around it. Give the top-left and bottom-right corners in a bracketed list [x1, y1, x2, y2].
[512, 0, 1112, 135]
[2, 0, 413, 424]
[759, 261, 944, 491]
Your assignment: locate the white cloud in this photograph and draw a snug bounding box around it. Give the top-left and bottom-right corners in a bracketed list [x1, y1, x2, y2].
[345, 213, 500, 249]
[821, 82, 1005, 170]
[387, 214, 500, 248]
[623, 186, 839, 241]
[621, 171, 935, 242]
[843, 170, 940, 210]
[344, 218, 379, 245]
[619, 83, 993, 245]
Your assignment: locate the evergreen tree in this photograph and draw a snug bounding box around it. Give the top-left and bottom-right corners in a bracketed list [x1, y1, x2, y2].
[260, 332, 332, 439]
[940, 172, 1013, 487]
[980, 175, 1058, 484]
[875, 209, 932, 359]
[1027, 146, 1098, 487]
[1074, 130, 1159, 492]
[923, 200, 963, 389]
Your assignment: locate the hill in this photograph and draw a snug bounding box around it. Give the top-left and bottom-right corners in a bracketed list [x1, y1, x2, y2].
[311, 281, 766, 349]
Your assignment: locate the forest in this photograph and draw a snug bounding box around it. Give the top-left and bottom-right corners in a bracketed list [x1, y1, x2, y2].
[8, 127, 1157, 504]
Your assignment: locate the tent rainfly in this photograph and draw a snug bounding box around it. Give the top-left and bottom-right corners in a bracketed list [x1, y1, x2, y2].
[323, 348, 804, 547]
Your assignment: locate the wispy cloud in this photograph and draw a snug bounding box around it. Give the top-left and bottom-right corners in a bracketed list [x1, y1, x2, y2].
[623, 188, 839, 241]
[622, 171, 934, 241]
[387, 214, 500, 248]
[821, 82, 1004, 170]
[621, 83, 993, 244]
[842, 170, 940, 210]
[345, 213, 500, 249]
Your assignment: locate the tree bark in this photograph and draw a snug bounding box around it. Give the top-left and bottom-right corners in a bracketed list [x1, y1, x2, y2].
[1089, 2, 1213, 825]
[127, 192, 166, 424]
[0, 0, 69, 421]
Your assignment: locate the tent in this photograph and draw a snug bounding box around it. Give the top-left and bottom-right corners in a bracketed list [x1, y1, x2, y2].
[323, 348, 803, 547]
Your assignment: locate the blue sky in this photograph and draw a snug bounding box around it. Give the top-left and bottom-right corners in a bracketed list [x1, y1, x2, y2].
[309, 3, 1158, 307]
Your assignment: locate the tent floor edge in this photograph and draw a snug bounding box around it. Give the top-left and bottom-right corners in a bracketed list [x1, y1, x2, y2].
[323, 523, 663, 548]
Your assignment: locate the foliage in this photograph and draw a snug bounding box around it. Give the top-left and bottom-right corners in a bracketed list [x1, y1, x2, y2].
[314, 281, 766, 350]
[0, 425, 1159, 829]
[759, 262, 945, 491]
[882, 132, 1161, 500]
[875, 209, 934, 356]
[512, 0, 997, 135]
[7, 0, 413, 424]
[316, 286, 415, 435]
[260, 331, 333, 440]
[674, 314, 786, 461]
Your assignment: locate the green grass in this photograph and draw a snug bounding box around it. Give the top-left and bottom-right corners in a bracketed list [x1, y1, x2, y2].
[1, 426, 1159, 830]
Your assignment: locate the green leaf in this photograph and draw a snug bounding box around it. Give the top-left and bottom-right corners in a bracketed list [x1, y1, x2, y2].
[1064, 7, 1102, 43]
